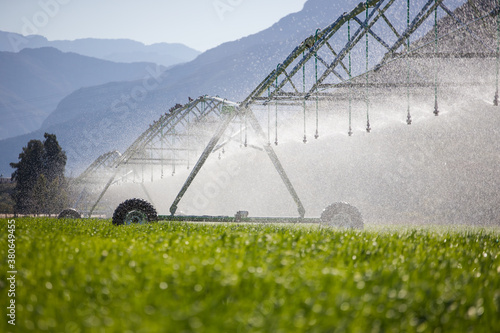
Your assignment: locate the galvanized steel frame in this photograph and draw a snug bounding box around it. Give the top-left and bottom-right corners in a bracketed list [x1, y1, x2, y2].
[79, 0, 497, 219]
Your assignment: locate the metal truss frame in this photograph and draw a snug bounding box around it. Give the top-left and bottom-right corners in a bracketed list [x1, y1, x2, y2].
[79, 0, 498, 219]
[243, 0, 499, 107]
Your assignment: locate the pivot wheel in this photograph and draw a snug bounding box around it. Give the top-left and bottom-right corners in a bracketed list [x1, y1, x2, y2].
[112, 198, 158, 226]
[320, 202, 363, 230]
[58, 208, 81, 219]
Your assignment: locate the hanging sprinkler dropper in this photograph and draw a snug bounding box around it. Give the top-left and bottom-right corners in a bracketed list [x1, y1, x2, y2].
[495, 0, 500, 105]
[348, 19, 353, 137]
[433, 0, 440, 116]
[302, 50, 307, 144]
[365, 1, 371, 133]
[244, 115, 248, 148]
[314, 28, 320, 140]
[267, 87, 271, 146]
[275, 64, 280, 146]
[406, 0, 412, 125]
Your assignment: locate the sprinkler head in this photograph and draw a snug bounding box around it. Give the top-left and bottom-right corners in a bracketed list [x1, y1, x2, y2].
[274, 141, 278, 146]
[406, 114, 412, 125]
[494, 91, 499, 106]
[303, 136, 307, 144]
[434, 101, 439, 116]
[366, 122, 371, 133]
[314, 131, 319, 139]
[348, 128, 353, 137]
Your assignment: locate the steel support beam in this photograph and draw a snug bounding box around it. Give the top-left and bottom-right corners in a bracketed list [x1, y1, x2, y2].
[169, 110, 237, 216]
[242, 0, 384, 107]
[378, 0, 443, 67]
[168, 105, 306, 218]
[245, 108, 306, 218]
[307, 0, 389, 96]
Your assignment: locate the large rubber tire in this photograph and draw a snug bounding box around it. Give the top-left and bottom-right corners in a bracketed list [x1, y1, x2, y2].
[320, 202, 363, 230]
[112, 198, 158, 226]
[58, 208, 81, 219]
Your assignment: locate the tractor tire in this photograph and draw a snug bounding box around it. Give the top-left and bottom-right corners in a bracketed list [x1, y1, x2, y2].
[320, 202, 363, 230]
[112, 198, 158, 226]
[58, 208, 81, 219]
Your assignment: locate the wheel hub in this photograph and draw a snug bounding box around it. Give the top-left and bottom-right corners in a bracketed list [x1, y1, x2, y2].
[331, 212, 353, 227]
[124, 210, 148, 225]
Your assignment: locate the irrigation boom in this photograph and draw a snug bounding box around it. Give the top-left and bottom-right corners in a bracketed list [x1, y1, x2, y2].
[59, 0, 500, 227]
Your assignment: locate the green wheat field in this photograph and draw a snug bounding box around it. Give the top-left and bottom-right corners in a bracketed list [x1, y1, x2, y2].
[1, 218, 499, 333]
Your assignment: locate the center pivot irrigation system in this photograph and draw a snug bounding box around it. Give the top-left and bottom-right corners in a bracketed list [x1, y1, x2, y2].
[60, 0, 500, 228]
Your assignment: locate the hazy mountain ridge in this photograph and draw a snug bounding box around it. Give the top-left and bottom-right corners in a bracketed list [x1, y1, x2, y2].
[0, 46, 166, 140]
[0, 30, 201, 67]
[0, 31, 200, 143]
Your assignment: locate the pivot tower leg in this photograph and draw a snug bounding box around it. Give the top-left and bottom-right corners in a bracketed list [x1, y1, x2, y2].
[169, 112, 236, 216]
[245, 108, 306, 218]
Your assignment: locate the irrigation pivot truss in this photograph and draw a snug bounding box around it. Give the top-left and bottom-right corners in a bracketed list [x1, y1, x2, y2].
[71, 0, 500, 219]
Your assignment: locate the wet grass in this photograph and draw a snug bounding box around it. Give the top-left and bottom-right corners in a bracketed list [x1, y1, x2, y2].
[1, 218, 499, 332]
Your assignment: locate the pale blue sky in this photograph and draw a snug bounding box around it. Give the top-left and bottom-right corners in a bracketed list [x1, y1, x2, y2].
[0, 0, 308, 51]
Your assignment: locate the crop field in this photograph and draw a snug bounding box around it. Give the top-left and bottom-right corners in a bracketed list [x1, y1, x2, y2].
[1, 218, 499, 333]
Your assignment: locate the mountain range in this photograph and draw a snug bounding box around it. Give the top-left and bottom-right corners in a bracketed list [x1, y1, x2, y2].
[0, 30, 201, 67]
[0, 30, 200, 141]
[0, 47, 166, 140]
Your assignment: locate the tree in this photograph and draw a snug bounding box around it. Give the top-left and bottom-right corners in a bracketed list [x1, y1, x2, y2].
[10, 133, 68, 215]
[10, 139, 45, 213]
[47, 176, 68, 214]
[32, 174, 48, 215]
[43, 133, 67, 182]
